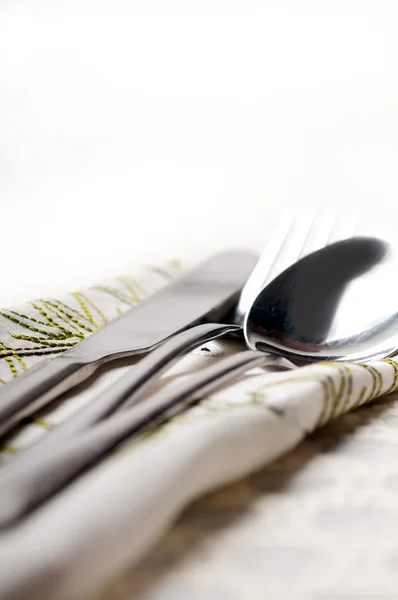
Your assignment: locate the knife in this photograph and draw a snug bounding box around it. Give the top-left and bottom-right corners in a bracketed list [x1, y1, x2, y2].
[0, 251, 257, 438]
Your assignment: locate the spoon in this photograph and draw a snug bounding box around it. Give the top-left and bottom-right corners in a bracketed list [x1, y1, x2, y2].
[1, 236, 397, 527]
[246, 234, 397, 363]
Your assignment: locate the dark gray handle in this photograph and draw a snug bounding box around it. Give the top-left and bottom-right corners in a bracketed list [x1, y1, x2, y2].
[0, 356, 94, 439]
[0, 350, 268, 528]
[24, 323, 241, 448]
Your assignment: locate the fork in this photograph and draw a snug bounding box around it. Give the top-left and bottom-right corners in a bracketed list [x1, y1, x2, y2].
[115, 210, 359, 417]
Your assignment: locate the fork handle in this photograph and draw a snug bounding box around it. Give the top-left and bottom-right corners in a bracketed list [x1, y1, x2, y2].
[10, 323, 241, 451]
[0, 349, 271, 528]
[0, 356, 95, 440]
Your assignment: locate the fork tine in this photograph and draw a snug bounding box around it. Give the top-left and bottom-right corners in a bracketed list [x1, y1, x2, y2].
[236, 212, 296, 318]
[237, 210, 358, 321]
[266, 210, 315, 280]
[294, 210, 358, 258]
[237, 211, 324, 321]
[326, 213, 359, 244]
[299, 210, 337, 257]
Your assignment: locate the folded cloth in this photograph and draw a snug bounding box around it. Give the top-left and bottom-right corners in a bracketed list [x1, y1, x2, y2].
[0, 260, 397, 600]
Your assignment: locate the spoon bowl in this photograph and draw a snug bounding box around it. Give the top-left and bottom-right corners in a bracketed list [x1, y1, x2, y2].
[245, 236, 398, 363]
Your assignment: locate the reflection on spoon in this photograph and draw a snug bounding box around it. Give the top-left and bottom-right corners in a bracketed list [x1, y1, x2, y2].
[246, 236, 397, 362]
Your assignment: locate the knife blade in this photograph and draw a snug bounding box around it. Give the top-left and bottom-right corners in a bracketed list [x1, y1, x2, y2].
[0, 250, 257, 438]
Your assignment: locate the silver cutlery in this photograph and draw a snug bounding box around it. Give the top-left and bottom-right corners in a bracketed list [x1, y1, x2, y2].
[5, 212, 337, 448]
[0, 251, 258, 439]
[5, 215, 388, 527]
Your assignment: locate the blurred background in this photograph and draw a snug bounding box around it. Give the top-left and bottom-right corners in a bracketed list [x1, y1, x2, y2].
[0, 0, 397, 304]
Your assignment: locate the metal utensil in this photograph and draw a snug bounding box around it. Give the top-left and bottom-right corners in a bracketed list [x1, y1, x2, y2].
[245, 235, 397, 363]
[7, 229, 391, 529]
[0, 211, 344, 526]
[12, 212, 327, 446]
[111, 235, 398, 425]
[0, 251, 258, 438]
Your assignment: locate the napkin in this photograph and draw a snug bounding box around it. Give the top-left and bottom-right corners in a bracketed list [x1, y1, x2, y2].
[0, 260, 397, 600]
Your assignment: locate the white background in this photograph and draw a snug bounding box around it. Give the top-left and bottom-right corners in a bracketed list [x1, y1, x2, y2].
[0, 1, 397, 304]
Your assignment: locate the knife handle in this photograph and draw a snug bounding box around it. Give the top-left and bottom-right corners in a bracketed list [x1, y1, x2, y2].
[0, 356, 94, 439]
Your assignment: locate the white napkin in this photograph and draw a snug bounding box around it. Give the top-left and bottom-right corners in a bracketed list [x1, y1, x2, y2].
[0, 260, 397, 600]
